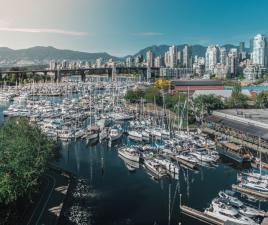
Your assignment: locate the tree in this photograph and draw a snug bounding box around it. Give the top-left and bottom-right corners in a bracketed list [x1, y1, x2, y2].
[194, 95, 224, 114]
[256, 91, 268, 108]
[165, 93, 186, 111]
[226, 84, 249, 108]
[125, 89, 145, 103]
[0, 118, 55, 205]
[144, 86, 162, 105]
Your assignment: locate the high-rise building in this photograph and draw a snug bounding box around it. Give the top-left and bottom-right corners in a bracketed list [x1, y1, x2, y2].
[227, 48, 239, 76]
[146, 50, 154, 67]
[126, 57, 134, 67]
[205, 45, 219, 71]
[169, 45, 178, 68]
[250, 38, 254, 53]
[96, 58, 103, 68]
[219, 47, 227, 65]
[252, 34, 267, 66]
[239, 42, 245, 52]
[134, 55, 143, 67]
[177, 51, 183, 65]
[164, 51, 170, 67]
[183, 45, 192, 68]
[154, 55, 164, 68]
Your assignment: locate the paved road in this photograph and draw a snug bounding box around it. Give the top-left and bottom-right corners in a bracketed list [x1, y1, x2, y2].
[27, 169, 70, 225]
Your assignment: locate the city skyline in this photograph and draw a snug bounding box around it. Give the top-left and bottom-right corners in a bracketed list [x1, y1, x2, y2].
[1, 0, 268, 56]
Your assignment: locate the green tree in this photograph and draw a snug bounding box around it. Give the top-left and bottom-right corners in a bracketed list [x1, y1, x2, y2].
[165, 93, 186, 111]
[256, 91, 268, 108]
[125, 89, 145, 103]
[144, 86, 162, 105]
[0, 118, 55, 205]
[194, 95, 224, 114]
[226, 84, 248, 108]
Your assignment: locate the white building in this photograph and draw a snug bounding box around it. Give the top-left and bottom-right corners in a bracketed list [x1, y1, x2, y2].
[252, 34, 267, 67]
[193, 56, 205, 76]
[183, 45, 192, 68]
[154, 56, 164, 68]
[168, 45, 178, 68]
[164, 51, 170, 67]
[227, 48, 239, 76]
[126, 57, 134, 67]
[205, 45, 219, 72]
[219, 47, 227, 65]
[96, 58, 103, 68]
[146, 50, 154, 67]
[243, 65, 267, 82]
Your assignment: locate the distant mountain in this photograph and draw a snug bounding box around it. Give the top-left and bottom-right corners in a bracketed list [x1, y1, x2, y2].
[0, 46, 120, 66]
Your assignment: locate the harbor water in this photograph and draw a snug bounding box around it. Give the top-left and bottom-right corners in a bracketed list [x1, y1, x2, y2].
[0, 102, 267, 225]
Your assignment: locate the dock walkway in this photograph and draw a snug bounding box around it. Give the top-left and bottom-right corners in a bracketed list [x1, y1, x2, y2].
[232, 184, 268, 200]
[180, 205, 224, 225]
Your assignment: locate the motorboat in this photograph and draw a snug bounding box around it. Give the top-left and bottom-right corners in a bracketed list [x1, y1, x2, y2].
[128, 130, 143, 141]
[118, 147, 140, 163]
[205, 199, 258, 225]
[144, 159, 166, 178]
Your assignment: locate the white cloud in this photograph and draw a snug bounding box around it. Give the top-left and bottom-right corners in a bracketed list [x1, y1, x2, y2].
[134, 32, 164, 36]
[0, 27, 88, 36]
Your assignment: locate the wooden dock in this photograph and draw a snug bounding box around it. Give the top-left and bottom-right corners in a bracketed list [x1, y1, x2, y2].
[180, 205, 224, 225]
[232, 184, 268, 200]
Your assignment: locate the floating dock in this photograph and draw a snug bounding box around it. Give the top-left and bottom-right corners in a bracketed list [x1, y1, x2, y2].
[261, 212, 268, 225]
[232, 184, 268, 200]
[180, 205, 224, 225]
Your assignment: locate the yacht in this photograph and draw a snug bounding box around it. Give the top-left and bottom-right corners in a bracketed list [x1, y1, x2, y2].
[128, 130, 143, 141]
[205, 199, 258, 225]
[242, 169, 268, 181]
[144, 159, 166, 178]
[218, 192, 264, 217]
[190, 151, 216, 163]
[85, 126, 99, 140]
[109, 125, 123, 141]
[176, 152, 199, 164]
[142, 130, 150, 141]
[154, 158, 179, 174]
[118, 154, 139, 172]
[239, 180, 268, 193]
[118, 147, 140, 163]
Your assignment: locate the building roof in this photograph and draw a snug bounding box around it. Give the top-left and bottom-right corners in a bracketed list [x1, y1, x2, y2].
[171, 79, 224, 86]
[193, 90, 251, 99]
[207, 114, 268, 140]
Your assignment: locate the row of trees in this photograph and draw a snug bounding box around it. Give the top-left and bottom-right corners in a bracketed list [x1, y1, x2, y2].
[0, 118, 55, 205]
[125, 85, 268, 119]
[125, 86, 186, 111]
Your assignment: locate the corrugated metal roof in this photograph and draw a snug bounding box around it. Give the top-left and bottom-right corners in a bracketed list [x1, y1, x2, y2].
[172, 80, 224, 86]
[193, 90, 251, 98]
[208, 115, 268, 140]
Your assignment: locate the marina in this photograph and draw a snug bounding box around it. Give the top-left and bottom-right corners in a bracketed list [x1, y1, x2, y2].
[0, 78, 268, 225]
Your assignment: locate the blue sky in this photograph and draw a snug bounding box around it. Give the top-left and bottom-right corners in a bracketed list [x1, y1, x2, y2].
[0, 0, 267, 56]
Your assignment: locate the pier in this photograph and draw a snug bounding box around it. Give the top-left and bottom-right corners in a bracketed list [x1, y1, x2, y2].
[180, 205, 224, 225]
[232, 184, 268, 200]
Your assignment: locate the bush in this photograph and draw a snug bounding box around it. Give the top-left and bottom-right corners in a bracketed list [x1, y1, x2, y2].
[0, 118, 55, 205]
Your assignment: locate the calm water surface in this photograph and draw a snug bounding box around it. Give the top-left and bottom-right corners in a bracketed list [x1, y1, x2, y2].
[0, 102, 267, 225]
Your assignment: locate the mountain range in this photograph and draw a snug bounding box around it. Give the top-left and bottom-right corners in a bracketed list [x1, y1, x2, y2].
[0, 45, 249, 67]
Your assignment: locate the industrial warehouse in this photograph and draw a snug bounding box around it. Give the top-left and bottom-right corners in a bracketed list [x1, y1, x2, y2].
[203, 109, 268, 154]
